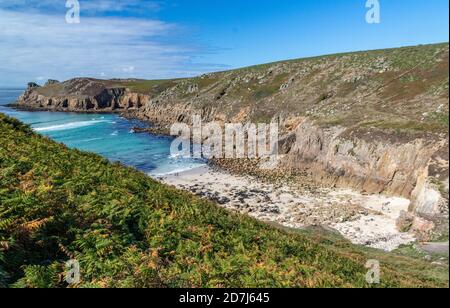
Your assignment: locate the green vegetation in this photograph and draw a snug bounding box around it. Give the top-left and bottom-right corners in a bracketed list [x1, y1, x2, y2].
[0, 113, 448, 288]
[427, 112, 449, 127]
[225, 43, 448, 133]
[393, 244, 448, 267]
[251, 73, 290, 100]
[387, 44, 447, 70]
[112, 79, 181, 95]
[361, 116, 449, 134]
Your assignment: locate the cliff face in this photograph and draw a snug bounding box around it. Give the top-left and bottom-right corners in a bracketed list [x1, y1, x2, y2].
[17, 78, 150, 112]
[14, 44, 449, 221]
[279, 120, 448, 217]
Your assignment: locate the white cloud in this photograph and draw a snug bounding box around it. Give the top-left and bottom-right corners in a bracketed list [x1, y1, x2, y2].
[121, 66, 136, 73]
[0, 8, 223, 86]
[80, 0, 162, 14]
[0, 0, 162, 14]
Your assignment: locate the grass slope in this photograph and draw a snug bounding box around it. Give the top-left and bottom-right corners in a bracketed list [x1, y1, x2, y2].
[121, 43, 449, 133]
[0, 113, 447, 288]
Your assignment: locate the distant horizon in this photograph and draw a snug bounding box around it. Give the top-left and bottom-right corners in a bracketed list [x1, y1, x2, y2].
[2, 41, 448, 88]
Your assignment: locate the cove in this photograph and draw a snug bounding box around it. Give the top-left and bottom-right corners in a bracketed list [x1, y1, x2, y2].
[0, 89, 205, 176]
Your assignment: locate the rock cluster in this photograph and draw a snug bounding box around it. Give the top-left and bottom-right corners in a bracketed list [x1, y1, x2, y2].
[397, 211, 436, 242]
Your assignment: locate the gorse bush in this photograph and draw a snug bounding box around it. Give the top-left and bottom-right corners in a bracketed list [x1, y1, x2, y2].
[0, 113, 447, 288]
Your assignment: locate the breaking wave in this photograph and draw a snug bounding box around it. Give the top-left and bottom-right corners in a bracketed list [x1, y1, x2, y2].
[34, 120, 109, 132]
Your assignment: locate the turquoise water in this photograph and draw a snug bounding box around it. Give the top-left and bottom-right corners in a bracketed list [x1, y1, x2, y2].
[0, 89, 205, 175]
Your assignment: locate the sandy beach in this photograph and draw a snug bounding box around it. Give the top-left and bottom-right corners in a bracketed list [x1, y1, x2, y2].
[155, 165, 416, 251]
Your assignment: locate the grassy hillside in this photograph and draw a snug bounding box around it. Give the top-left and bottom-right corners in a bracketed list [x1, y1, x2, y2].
[121, 43, 449, 133]
[0, 113, 448, 288]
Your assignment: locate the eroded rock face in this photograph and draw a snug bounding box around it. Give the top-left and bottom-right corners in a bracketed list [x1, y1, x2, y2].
[276, 119, 447, 221]
[16, 79, 147, 112]
[281, 121, 441, 197]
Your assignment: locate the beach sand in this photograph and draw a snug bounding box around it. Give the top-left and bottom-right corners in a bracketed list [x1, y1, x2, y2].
[155, 165, 415, 251]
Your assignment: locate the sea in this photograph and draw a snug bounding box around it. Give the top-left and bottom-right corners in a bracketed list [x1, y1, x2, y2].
[0, 88, 205, 176]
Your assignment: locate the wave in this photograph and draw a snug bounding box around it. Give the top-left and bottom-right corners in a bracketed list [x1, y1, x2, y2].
[34, 120, 110, 132]
[149, 163, 206, 177]
[79, 137, 103, 143]
[169, 153, 191, 159]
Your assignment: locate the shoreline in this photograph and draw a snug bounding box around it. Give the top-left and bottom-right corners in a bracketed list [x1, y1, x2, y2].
[7, 103, 127, 114]
[155, 165, 416, 252]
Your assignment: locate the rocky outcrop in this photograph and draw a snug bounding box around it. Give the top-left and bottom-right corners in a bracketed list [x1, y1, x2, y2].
[397, 210, 436, 242]
[279, 121, 443, 198]
[27, 82, 40, 89]
[281, 120, 448, 221]
[44, 79, 60, 86]
[16, 78, 148, 112]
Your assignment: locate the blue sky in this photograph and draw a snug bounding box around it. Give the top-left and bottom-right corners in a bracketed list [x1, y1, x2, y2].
[0, 0, 448, 87]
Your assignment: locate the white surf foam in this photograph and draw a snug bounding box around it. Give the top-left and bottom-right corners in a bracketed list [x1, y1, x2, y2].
[34, 120, 109, 132]
[79, 137, 103, 143]
[149, 163, 206, 177]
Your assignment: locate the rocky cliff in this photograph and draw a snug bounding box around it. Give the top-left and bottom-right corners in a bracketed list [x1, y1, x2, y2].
[14, 43, 449, 226]
[17, 78, 148, 112]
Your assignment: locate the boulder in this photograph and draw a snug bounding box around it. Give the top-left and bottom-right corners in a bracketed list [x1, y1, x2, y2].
[396, 210, 415, 232]
[411, 217, 436, 242]
[396, 210, 436, 242]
